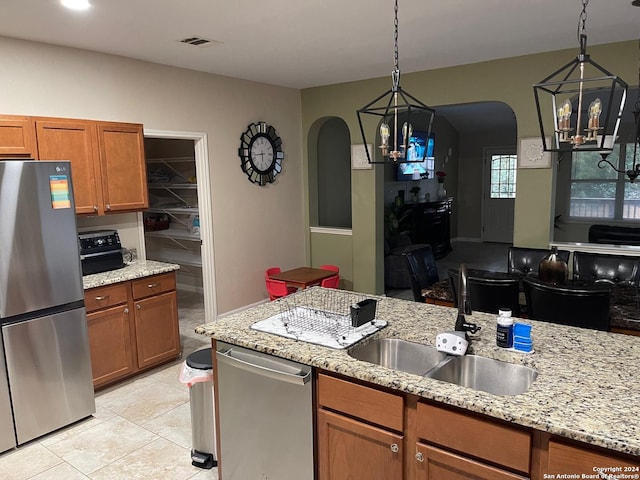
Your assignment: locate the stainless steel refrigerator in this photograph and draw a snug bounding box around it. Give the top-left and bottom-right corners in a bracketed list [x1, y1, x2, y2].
[0, 160, 95, 454]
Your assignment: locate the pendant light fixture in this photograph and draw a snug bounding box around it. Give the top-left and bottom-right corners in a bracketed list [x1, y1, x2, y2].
[533, 0, 628, 158]
[598, 40, 640, 182]
[356, 0, 435, 165]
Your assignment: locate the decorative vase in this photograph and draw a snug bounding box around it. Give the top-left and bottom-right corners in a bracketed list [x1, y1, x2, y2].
[538, 247, 568, 285]
[437, 183, 447, 200]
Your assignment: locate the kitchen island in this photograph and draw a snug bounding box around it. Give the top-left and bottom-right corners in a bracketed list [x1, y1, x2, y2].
[197, 287, 640, 477]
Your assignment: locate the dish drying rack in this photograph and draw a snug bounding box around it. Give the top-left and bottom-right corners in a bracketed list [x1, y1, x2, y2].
[251, 289, 387, 349]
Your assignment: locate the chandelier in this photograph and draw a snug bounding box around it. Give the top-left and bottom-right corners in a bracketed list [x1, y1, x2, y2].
[356, 0, 435, 165]
[598, 40, 640, 182]
[533, 0, 628, 158]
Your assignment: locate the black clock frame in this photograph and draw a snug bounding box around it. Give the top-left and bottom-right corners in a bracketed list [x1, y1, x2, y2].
[238, 122, 284, 186]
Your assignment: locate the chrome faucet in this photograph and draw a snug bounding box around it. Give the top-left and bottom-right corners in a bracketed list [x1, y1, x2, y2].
[455, 264, 481, 335]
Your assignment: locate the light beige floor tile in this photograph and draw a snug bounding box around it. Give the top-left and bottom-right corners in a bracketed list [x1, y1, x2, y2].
[45, 416, 157, 475]
[29, 462, 90, 480]
[0, 442, 62, 480]
[89, 437, 196, 480]
[151, 362, 187, 390]
[142, 402, 192, 449]
[40, 404, 116, 447]
[188, 467, 219, 479]
[97, 380, 189, 425]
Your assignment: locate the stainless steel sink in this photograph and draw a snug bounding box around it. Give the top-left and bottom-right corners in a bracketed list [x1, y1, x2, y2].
[426, 354, 538, 396]
[348, 338, 448, 376]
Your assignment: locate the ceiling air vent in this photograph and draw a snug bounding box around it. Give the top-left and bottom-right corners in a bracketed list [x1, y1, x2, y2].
[178, 36, 221, 48]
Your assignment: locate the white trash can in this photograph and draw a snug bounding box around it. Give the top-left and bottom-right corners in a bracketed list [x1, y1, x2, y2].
[179, 348, 217, 469]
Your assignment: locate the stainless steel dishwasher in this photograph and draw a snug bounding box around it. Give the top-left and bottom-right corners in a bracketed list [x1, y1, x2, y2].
[216, 342, 313, 480]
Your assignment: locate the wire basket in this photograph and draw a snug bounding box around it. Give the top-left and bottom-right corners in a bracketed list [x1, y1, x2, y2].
[251, 289, 387, 349]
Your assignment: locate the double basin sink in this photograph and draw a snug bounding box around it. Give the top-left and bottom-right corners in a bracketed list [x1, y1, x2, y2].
[348, 338, 537, 396]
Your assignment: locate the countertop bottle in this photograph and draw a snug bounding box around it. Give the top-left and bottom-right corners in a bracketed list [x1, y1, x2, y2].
[496, 308, 513, 348]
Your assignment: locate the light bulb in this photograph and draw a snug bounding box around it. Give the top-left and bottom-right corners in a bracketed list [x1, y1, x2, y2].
[587, 98, 602, 139]
[61, 0, 91, 10]
[379, 123, 390, 147]
[402, 122, 413, 143]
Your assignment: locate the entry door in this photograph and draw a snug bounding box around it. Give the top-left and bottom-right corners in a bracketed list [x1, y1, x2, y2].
[482, 148, 516, 243]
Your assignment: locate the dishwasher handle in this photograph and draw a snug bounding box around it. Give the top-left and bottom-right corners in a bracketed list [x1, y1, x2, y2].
[216, 346, 312, 386]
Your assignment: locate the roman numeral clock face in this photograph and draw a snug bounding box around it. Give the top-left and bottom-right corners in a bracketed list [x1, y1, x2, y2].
[238, 122, 284, 186]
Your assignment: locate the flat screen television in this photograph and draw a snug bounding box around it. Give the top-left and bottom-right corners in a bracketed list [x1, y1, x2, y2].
[396, 132, 435, 181]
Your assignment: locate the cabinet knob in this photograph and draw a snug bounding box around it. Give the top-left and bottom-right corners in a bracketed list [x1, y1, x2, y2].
[94, 295, 108, 301]
[415, 452, 424, 462]
[148, 283, 160, 288]
[124, 308, 129, 314]
[93, 205, 98, 212]
[106, 204, 111, 210]
[390, 443, 399, 453]
[136, 304, 141, 310]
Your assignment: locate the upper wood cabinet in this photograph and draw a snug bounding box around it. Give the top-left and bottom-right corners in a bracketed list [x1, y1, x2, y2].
[0, 115, 38, 158]
[96, 122, 148, 214]
[1, 114, 148, 215]
[35, 119, 102, 215]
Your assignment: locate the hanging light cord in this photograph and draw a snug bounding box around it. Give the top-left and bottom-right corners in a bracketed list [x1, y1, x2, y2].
[391, 0, 400, 91]
[598, 39, 640, 182]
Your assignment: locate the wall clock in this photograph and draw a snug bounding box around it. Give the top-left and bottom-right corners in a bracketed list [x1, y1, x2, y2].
[238, 121, 284, 185]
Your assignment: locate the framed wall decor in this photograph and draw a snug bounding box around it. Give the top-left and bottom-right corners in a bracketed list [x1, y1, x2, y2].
[351, 144, 373, 170]
[518, 137, 552, 169]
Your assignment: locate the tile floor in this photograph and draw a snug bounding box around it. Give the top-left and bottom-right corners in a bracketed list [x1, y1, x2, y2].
[0, 291, 215, 480]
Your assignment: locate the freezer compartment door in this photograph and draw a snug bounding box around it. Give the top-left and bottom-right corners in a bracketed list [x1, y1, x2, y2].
[0, 343, 16, 453]
[0, 161, 83, 319]
[2, 307, 95, 444]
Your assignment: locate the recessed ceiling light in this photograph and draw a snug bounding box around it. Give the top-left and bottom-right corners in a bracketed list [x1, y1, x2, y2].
[61, 0, 91, 11]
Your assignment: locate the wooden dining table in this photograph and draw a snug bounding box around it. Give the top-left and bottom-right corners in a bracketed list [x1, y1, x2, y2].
[269, 267, 337, 290]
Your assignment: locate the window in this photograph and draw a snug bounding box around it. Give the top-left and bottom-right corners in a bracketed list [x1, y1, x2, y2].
[569, 143, 640, 220]
[489, 154, 517, 198]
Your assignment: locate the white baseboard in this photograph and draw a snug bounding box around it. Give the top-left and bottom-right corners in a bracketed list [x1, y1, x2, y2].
[217, 298, 269, 319]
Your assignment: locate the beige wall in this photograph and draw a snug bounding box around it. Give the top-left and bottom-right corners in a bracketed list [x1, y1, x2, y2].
[301, 40, 638, 293]
[0, 36, 304, 314]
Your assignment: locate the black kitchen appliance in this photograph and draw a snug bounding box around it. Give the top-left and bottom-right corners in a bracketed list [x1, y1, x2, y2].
[78, 229, 125, 276]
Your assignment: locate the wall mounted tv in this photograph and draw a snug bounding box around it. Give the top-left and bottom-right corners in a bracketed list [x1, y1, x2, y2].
[396, 132, 435, 181]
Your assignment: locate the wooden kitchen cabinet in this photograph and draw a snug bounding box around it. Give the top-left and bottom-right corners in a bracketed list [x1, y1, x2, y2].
[317, 373, 405, 480]
[34, 117, 148, 215]
[415, 443, 527, 480]
[0, 115, 38, 158]
[543, 439, 640, 473]
[35, 118, 101, 215]
[85, 272, 180, 389]
[85, 283, 136, 389]
[96, 122, 148, 214]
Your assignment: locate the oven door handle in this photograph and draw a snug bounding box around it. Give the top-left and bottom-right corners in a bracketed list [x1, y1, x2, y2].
[80, 251, 122, 260]
[217, 347, 311, 386]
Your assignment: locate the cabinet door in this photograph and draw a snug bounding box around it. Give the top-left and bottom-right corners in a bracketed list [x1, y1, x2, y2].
[35, 119, 102, 214]
[87, 304, 136, 388]
[317, 409, 404, 480]
[415, 443, 528, 480]
[96, 122, 148, 213]
[546, 440, 640, 473]
[0, 116, 38, 158]
[133, 291, 180, 369]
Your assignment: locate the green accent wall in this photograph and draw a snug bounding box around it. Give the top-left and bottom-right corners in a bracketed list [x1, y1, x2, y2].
[301, 41, 638, 295]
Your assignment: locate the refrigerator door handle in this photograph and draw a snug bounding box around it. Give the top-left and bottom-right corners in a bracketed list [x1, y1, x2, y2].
[216, 347, 311, 386]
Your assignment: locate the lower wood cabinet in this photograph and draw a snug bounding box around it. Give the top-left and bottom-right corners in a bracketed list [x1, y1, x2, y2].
[85, 272, 180, 389]
[317, 409, 404, 480]
[415, 443, 527, 480]
[316, 371, 639, 480]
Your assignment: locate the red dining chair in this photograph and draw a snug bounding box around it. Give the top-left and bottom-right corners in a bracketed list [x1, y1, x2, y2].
[265, 267, 296, 299]
[320, 274, 340, 289]
[266, 277, 294, 301]
[320, 264, 339, 273]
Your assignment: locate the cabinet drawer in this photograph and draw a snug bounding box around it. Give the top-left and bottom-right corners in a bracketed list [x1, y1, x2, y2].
[131, 272, 176, 300]
[417, 402, 531, 474]
[547, 440, 640, 473]
[85, 283, 129, 313]
[317, 373, 404, 432]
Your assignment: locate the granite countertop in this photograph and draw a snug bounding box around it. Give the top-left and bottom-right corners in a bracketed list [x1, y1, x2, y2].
[196, 287, 640, 457]
[82, 260, 180, 290]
